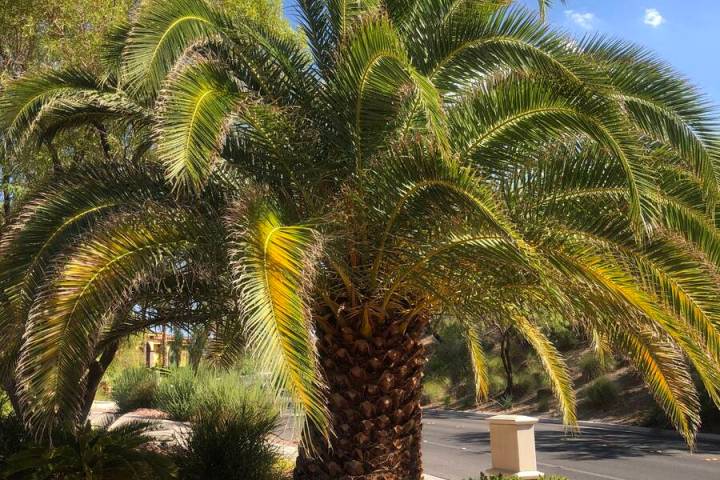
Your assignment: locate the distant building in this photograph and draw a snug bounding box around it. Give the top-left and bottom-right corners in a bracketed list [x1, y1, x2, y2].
[142, 332, 190, 368]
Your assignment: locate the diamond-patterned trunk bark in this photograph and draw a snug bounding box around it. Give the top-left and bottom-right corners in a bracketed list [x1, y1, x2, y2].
[294, 313, 429, 479]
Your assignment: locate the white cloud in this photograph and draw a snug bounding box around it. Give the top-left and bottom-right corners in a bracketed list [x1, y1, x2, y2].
[565, 10, 596, 29]
[644, 8, 665, 27]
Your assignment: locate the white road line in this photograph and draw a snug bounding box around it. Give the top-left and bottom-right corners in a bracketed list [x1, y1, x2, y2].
[423, 440, 481, 453]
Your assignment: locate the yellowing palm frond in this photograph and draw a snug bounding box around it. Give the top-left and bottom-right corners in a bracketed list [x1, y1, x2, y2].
[227, 195, 329, 437]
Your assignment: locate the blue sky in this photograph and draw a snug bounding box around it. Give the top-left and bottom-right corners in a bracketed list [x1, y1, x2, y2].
[282, 0, 720, 106]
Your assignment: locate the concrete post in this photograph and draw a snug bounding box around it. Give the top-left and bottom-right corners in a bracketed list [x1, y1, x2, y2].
[486, 415, 543, 479]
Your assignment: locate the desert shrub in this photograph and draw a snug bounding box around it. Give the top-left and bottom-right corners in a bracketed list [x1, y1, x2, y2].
[155, 368, 200, 421]
[152, 365, 281, 421]
[422, 378, 450, 405]
[586, 376, 619, 409]
[425, 323, 485, 406]
[512, 360, 548, 398]
[111, 367, 158, 412]
[175, 394, 280, 480]
[579, 353, 615, 381]
[536, 388, 553, 412]
[546, 323, 579, 352]
[579, 353, 603, 381]
[497, 393, 513, 409]
[2, 421, 176, 479]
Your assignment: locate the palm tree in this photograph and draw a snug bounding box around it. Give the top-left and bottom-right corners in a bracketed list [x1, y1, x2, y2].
[2, 1, 720, 478]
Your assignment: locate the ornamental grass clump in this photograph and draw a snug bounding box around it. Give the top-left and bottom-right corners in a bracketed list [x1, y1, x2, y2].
[175, 394, 280, 480]
[111, 367, 159, 413]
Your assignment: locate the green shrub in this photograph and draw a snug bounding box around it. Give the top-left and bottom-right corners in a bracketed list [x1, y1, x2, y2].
[579, 353, 615, 381]
[111, 367, 158, 412]
[546, 323, 579, 351]
[512, 365, 547, 398]
[579, 353, 604, 381]
[422, 378, 450, 405]
[586, 376, 620, 409]
[2, 421, 176, 479]
[497, 393, 513, 409]
[155, 368, 200, 421]
[176, 394, 280, 480]
[536, 388, 553, 412]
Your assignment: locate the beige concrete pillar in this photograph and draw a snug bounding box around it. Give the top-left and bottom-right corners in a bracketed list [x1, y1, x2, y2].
[486, 415, 543, 479]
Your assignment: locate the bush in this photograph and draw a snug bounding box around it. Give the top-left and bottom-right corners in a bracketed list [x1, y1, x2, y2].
[422, 378, 450, 405]
[579, 353, 614, 381]
[546, 323, 579, 352]
[111, 367, 158, 412]
[586, 376, 620, 409]
[176, 394, 280, 480]
[512, 361, 548, 398]
[536, 388, 553, 412]
[142, 365, 280, 422]
[155, 368, 200, 421]
[2, 421, 176, 479]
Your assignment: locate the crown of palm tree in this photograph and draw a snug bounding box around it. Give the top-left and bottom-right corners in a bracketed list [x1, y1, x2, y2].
[1, 0, 719, 456]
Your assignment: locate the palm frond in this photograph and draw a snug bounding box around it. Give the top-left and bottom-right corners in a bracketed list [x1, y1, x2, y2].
[0, 69, 110, 152]
[514, 312, 576, 426]
[329, 15, 446, 161]
[17, 208, 211, 435]
[0, 163, 168, 326]
[463, 320, 489, 401]
[122, 0, 227, 100]
[226, 194, 329, 437]
[449, 75, 652, 234]
[156, 61, 244, 193]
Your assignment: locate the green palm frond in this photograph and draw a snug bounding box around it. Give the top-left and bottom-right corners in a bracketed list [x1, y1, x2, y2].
[602, 321, 700, 445]
[552, 251, 703, 442]
[578, 37, 719, 209]
[362, 142, 526, 286]
[226, 194, 329, 437]
[421, 6, 587, 91]
[17, 208, 212, 435]
[329, 15, 446, 160]
[156, 61, 244, 192]
[122, 0, 227, 100]
[449, 75, 652, 234]
[0, 163, 168, 325]
[101, 20, 133, 81]
[0, 68, 110, 151]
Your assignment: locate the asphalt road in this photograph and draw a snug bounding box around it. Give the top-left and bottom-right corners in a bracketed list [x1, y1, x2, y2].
[422, 409, 720, 480]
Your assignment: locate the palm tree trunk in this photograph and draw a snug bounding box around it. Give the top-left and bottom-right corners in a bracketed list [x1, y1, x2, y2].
[500, 332, 514, 396]
[78, 340, 120, 423]
[294, 312, 429, 480]
[93, 122, 113, 162]
[2, 377, 22, 418]
[2, 173, 11, 220]
[45, 139, 62, 174]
